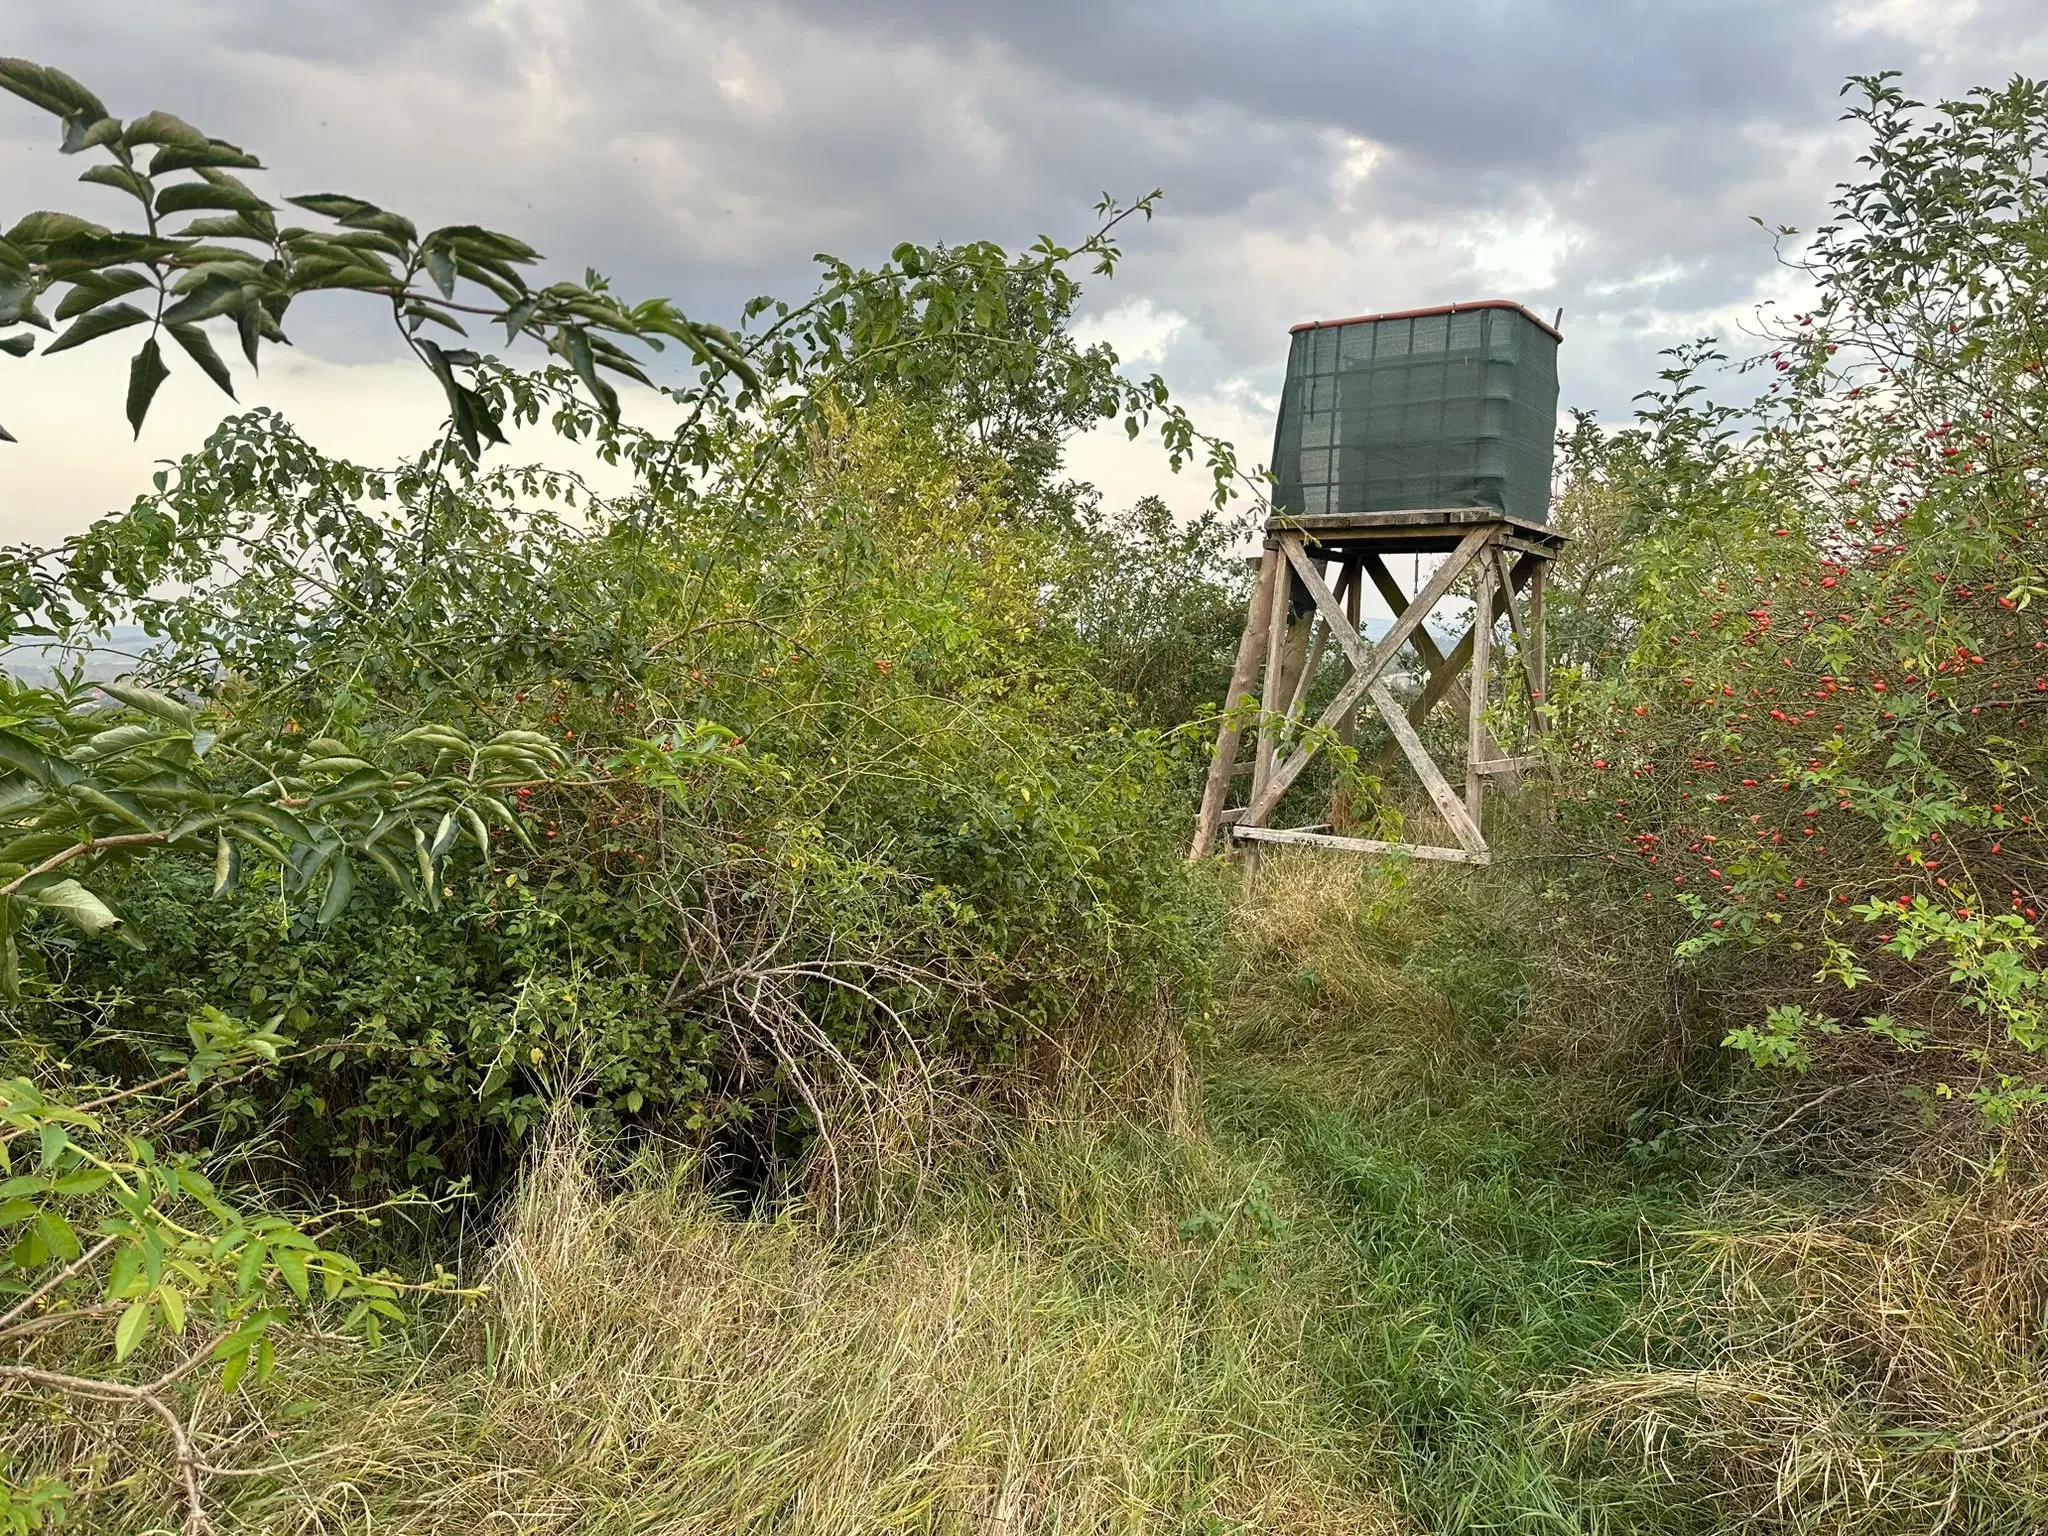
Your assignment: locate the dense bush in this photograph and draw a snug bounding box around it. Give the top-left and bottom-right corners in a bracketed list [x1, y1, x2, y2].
[1539, 75, 2048, 1137]
[15, 395, 1228, 1203]
[0, 62, 1249, 1528]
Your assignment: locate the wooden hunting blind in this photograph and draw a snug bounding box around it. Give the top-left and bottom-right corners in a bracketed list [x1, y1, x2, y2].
[1191, 300, 1565, 865]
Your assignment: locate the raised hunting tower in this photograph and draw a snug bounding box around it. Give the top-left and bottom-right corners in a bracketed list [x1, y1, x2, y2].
[1190, 300, 1565, 865]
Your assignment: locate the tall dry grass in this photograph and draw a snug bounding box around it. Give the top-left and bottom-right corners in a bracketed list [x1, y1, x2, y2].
[1547, 1175, 2048, 1532]
[191, 1102, 1396, 1536]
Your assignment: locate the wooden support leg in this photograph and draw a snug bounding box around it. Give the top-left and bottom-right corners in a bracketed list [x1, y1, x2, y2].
[1283, 614, 1329, 743]
[1337, 557, 1363, 749]
[1466, 540, 1493, 829]
[1330, 558, 1363, 832]
[1190, 544, 1279, 859]
[1247, 562, 1314, 826]
[1529, 560, 1548, 729]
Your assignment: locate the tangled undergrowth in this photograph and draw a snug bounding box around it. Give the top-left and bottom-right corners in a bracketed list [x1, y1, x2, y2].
[15, 851, 2044, 1534]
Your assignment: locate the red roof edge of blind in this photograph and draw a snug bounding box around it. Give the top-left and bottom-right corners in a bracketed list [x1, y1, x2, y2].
[1289, 299, 1561, 343]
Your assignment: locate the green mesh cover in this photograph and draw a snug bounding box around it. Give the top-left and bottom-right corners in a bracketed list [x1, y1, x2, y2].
[1271, 302, 1559, 525]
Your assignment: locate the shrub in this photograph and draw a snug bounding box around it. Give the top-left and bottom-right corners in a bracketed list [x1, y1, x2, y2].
[1539, 75, 2048, 1137]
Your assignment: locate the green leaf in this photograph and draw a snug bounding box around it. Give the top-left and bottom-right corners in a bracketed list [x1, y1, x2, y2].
[0, 60, 109, 125]
[175, 212, 273, 242]
[234, 1237, 266, 1294]
[113, 1298, 150, 1361]
[77, 163, 153, 204]
[227, 799, 313, 847]
[70, 782, 150, 828]
[563, 325, 619, 422]
[39, 301, 148, 356]
[286, 193, 416, 244]
[37, 1121, 66, 1170]
[149, 141, 262, 175]
[97, 681, 195, 727]
[5, 211, 110, 247]
[35, 1208, 80, 1263]
[122, 110, 209, 149]
[316, 854, 354, 925]
[432, 224, 537, 263]
[159, 272, 246, 327]
[0, 898, 18, 1001]
[53, 268, 150, 321]
[79, 722, 162, 760]
[125, 335, 169, 436]
[154, 180, 270, 217]
[29, 879, 118, 936]
[106, 1243, 141, 1301]
[285, 192, 381, 223]
[360, 842, 419, 904]
[212, 832, 238, 896]
[461, 804, 492, 858]
[275, 1246, 309, 1302]
[219, 1342, 250, 1394]
[157, 1283, 186, 1335]
[64, 115, 124, 155]
[168, 322, 235, 398]
[0, 332, 31, 358]
[422, 244, 456, 299]
[413, 825, 437, 902]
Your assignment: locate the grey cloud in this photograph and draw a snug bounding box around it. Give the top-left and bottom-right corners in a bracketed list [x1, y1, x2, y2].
[7, 0, 2048, 462]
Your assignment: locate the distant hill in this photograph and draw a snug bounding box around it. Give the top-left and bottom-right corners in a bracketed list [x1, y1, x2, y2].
[0, 624, 157, 687]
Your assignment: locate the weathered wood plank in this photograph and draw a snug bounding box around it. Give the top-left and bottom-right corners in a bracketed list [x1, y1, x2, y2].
[1191, 543, 1280, 857]
[1467, 539, 1493, 827]
[1248, 544, 1295, 811]
[1268, 506, 1556, 538]
[1370, 678, 1487, 852]
[1230, 824, 1491, 865]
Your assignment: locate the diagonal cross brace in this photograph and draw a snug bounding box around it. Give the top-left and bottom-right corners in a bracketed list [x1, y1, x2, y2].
[1370, 547, 1541, 763]
[1367, 677, 1487, 851]
[1243, 526, 1491, 827]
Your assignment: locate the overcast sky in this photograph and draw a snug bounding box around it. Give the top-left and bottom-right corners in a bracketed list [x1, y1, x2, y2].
[7, 0, 2048, 542]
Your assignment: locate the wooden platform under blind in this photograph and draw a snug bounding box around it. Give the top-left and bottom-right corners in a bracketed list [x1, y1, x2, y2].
[1189, 506, 1566, 866]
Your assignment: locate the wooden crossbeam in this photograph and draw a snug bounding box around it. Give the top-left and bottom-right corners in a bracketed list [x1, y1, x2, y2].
[1370, 677, 1487, 851]
[1230, 824, 1491, 866]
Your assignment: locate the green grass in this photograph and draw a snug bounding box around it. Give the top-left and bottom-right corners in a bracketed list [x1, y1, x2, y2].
[1206, 861, 1711, 1534]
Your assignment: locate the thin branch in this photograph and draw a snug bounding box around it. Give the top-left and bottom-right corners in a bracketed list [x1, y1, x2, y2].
[0, 1364, 209, 1535]
[0, 832, 172, 900]
[0, 1235, 121, 1334]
